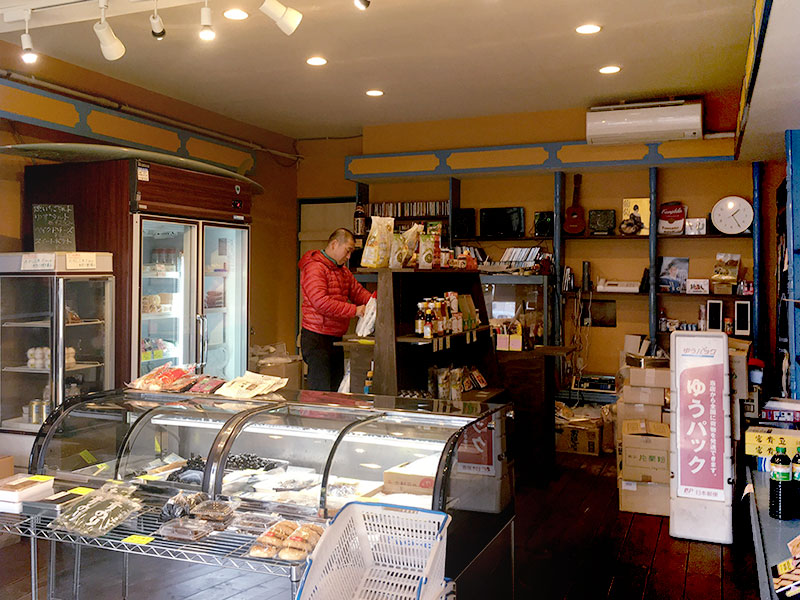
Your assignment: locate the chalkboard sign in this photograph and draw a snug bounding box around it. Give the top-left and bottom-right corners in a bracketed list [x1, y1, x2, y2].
[33, 204, 76, 252]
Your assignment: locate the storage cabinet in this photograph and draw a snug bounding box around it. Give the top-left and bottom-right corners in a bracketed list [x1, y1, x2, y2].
[21, 159, 257, 386]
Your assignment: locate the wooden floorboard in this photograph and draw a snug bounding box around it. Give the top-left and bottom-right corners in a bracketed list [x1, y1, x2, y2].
[0, 453, 763, 600]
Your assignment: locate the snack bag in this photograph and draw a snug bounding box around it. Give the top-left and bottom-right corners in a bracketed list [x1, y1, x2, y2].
[360, 216, 394, 268]
[402, 223, 424, 259]
[419, 234, 434, 270]
[389, 233, 409, 269]
[711, 253, 741, 283]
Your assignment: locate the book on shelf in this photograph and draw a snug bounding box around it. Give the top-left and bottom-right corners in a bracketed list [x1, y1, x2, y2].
[368, 200, 449, 219]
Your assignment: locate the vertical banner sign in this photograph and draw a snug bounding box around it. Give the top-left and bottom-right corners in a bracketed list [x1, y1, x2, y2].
[675, 334, 727, 501]
[457, 416, 495, 475]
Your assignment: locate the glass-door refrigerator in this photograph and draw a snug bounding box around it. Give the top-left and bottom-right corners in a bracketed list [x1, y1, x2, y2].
[132, 216, 249, 380]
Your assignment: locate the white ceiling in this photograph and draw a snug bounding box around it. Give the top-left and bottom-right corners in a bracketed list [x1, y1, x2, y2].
[0, 0, 757, 141]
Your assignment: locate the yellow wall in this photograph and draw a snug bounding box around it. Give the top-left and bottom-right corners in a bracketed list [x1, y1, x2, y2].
[0, 42, 298, 351]
[297, 137, 361, 199]
[297, 99, 781, 375]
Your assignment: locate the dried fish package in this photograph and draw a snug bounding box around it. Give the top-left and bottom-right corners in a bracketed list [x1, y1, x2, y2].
[49, 484, 142, 537]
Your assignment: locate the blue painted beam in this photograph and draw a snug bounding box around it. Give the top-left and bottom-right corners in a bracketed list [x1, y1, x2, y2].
[786, 130, 800, 398]
[752, 162, 763, 359]
[345, 140, 735, 182]
[554, 171, 565, 346]
[649, 167, 658, 352]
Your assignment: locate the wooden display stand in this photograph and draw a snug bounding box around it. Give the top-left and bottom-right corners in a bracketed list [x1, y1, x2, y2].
[366, 268, 497, 396]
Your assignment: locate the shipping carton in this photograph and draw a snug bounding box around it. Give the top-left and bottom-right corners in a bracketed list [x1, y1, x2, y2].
[383, 453, 440, 495]
[729, 338, 750, 402]
[615, 401, 662, 434]
[620, 420, 670, 484]
[745, 426, 800, 457]
[618, 478, 670, 516]
[555, 420, 601, 456]
[0, 456, 13, 480]
[629, 367, 670, 389]
[620, 380, 667, 406]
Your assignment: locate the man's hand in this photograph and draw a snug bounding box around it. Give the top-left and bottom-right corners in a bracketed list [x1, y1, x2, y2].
[355, 305, 366, 318]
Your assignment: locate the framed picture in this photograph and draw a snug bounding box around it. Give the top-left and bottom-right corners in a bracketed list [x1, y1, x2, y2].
[659, 257, 689, 293]
[620, 198, 649, 236]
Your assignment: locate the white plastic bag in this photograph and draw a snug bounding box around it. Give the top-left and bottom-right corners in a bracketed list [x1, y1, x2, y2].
[337, 359, 351, 393]
[356, 297, 377, 337]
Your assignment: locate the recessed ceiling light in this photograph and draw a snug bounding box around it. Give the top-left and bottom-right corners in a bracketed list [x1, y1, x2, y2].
[366, 89, 383, 97]
[599, 65, 620, 74]
[307, 56, 327, 66]
[223, 8, 248, 20]
[576, 24, 601, 34]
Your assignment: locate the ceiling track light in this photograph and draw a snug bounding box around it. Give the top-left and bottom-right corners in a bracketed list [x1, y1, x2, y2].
[150, 0, 165, 40]
[354, 0, 370, 10]
[93, 0, 125, 61]
[199, 2, 215, 40]
[258, 0, 302, 35]
[20, 10, 37, 64]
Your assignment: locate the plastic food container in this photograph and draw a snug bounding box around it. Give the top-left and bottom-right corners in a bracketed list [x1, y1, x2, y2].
[157, 517, 213, 541]
[230, 512, 280, 535]
[190, 500, 236, 521]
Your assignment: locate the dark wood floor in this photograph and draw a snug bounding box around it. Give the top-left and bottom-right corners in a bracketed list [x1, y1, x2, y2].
[0, 453, 761, 600]
[515, 453, 761, 600]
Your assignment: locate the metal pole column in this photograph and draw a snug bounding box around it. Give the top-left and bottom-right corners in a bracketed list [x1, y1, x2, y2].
[554, 171, 565, 346]
[786, 131, 800, 398]
[649, 167, 658, 350]
[752, 161, 764, 358]
[30, 534, 38, 600]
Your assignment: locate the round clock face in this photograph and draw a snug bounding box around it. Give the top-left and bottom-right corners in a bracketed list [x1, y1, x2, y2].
[711, 196, 753, 235]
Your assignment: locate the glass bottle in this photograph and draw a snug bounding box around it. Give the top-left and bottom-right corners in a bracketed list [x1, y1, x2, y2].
[770, 446, 792, 520]
[423, 309, 433, 339]
[415, 302, 426, 336]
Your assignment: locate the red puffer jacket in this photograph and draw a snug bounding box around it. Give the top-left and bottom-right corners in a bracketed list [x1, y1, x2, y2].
[299, 250, 372, 337]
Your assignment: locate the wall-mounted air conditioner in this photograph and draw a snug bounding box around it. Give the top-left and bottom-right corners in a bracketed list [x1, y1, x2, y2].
[586, 100, 703, 145]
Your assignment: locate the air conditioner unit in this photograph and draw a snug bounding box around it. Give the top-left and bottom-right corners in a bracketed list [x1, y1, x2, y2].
[586, 100, 703, 145]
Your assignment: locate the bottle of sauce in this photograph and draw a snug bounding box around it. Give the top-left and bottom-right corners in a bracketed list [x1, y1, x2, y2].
[415, 303, 426, 336]
[423, 309, 433, 339]
[353, 200, 367, 238]
[770, 446, 792, 519]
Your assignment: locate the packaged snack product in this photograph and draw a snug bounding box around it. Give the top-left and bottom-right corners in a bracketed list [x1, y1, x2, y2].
[190, 499, 236, 521]
[284, 524, 322, 552]
[249, 543, 278, 558]
[256, 519, 299, 548]
[418, 234, 434, 270]
[160, 491, 208, 522]
[360, 216, 394, 268]
[711, 253, 741, 283]
[278, 547, 308, 561]
[49, 484, 141, 537]
[450, 367, 463, 402]
[189, 375, 226, 394]
[389, 233, 409, 269]
[157, 517, 213, 541]
[127, 363, 172, 390]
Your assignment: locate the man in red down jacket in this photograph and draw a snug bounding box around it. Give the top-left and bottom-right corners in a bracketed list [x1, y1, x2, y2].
[299, 228, 373, 391]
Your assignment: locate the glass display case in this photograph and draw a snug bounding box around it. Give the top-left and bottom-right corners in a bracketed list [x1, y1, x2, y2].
[29, 388, 511, 518]
[0, 253, 115, 437]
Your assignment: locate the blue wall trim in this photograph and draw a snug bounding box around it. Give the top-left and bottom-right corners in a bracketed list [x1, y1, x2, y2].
[787, 130, 800, 398]
[0, 78, 257, 174]
[345, 140, 734, 181]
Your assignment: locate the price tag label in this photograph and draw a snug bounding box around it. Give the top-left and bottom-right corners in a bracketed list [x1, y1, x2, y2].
[445, 336, 451, 350]
[141, 351, 153, 362]
[21, 253, 56, 271]
[27, 475, 54, 482]
[106, 479, 124, 485]
[122, 535, 154, 545]
[153, 349, 164, 359]
[65, 253, 97, 270]
[93, 463, 109, 474]
[79, 450, 96, 464]
[137, 474, 160, 481]
[155, 436, 161, 453]
[778, 558, 796, 575]
[67, 487, 94, 496]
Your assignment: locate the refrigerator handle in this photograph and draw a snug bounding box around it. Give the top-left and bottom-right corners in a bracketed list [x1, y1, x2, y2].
[196, 314, 207, 373]
[202, 314, 209, 371]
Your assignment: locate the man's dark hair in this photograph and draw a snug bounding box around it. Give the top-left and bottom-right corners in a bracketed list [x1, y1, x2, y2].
[328, 228, 355, 244]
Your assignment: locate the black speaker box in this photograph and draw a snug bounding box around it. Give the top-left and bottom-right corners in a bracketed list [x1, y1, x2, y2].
[453, 208, 476, 239]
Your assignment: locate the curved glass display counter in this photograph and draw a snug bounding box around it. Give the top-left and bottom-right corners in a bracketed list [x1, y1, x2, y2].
[28, 388, 510, 519]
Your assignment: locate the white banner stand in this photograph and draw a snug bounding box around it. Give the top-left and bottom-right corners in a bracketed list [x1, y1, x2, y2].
[669, 331, 733, 544]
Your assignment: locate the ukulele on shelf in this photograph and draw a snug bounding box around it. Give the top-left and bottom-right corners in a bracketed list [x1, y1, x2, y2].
[563, 173, 585, 235]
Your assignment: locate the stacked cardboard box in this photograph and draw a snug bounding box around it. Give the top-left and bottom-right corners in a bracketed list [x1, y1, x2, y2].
[616, 366, 671, 516]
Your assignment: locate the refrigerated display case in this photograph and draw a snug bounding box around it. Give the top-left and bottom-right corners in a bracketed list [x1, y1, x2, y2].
[0, 252, 114, 468]
[28, 387, 513, 597]
[22, 157, 257, 387]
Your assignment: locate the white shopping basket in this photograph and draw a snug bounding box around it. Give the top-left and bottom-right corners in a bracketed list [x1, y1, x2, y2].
[295, 501, 451, 600]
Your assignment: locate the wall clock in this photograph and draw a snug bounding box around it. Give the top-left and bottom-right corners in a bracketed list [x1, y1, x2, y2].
[710, 195, 753, 235]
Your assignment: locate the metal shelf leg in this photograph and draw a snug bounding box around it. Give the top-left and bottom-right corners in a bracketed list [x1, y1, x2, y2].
[31, 535, 38, 600]
[122, 552, 129, 599]
[49, 541, 57, 600]
[72, 544, 82, 600]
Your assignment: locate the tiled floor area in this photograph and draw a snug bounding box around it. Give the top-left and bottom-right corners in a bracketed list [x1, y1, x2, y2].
[1, 453, 761, 600]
